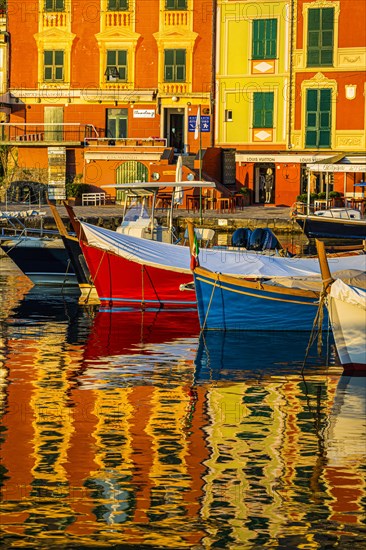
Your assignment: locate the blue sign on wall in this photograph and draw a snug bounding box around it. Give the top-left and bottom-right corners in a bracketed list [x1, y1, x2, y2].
[188, 115, 210, 132]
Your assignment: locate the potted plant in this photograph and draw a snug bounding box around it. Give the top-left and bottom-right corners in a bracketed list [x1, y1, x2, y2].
[329, 190, 343, 207]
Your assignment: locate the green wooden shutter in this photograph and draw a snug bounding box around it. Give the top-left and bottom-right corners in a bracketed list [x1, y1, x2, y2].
[267, 19, 277, 58]
[305, 89, 331, 148]
[252, 20, 264, 59]
[264, 93, 274, 127]
[253, 19, 277, 59]
[307, 8, 334, 66]
[253, 93, 273, 128]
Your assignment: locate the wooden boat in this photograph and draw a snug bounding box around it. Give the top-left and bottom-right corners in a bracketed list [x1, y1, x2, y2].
[0, 208, 79, 287]
[48, 202, 99, 304]
[187, 222, 366, 331]
[317, 240, 366, 375]
[0, 234, 78, 287]
[291, 204, 366, 240]
[64, 197, 366, 312]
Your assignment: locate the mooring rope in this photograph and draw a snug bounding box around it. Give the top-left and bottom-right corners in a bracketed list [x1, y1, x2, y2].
[301, 290, 327, 374]
[201, 274, 219, 331]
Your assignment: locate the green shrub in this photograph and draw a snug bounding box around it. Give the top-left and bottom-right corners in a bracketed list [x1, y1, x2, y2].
[329, 190, 342, 198]
[296, 193, 318, 203]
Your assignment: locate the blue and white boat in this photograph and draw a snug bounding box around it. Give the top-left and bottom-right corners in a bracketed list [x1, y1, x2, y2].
[187, 223, 366, 331]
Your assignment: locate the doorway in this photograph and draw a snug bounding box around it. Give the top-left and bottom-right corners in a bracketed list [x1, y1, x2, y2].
[164, 109, 184, 153]
[254, 164, 275, 204]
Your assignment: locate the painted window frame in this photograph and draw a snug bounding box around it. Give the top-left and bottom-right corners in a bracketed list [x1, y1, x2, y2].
[106, 50, 128, 82]
[165, 0, 187, 9]
[44, 0, 65, 11]
[305, 88, 332, 148]
[307, 7, 334, 67]
[253, 92, 274, 128]
[43, 50, 64, 82]
[107, 108, 128, 139]
[107, 0, 129, 10]
[164, 49, 186, 82]
[252, 19, 277, 60]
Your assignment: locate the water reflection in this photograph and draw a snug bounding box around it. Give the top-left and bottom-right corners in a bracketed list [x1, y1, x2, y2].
[0, 263, 365, 548]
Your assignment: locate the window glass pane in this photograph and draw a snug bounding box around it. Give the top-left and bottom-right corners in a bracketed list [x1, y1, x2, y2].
[44, 51, 53, 64]
[165, 66, 173, 81]
[44, 67, 52, 80]
[108, 0, 118, 9]
[55, 51, 64, 65]
[175, 49, 185, 64]
[107, 119, 116, 138]
[107, 50, 116, 65]
[176, 66, 185, 81]
[118, 67, 126, 80]
[118, 119, 127, 138]
[117, 50, 127, 64]
[55, 67, 63, 80]
[164, 50, 174, 64]
[55, 0, 64, 9]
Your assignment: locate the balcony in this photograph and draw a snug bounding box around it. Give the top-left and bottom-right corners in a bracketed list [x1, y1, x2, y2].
[42, 11, 68, 30]
[163, 9, 191, 28]
[160, 82, 188, 94]
[102, 9, 133, 31]
[0, 123, 100, 145]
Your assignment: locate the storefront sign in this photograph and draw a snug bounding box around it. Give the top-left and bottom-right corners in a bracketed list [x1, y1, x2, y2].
[236, 153, 334, 164]
[133, 109, 156, 118]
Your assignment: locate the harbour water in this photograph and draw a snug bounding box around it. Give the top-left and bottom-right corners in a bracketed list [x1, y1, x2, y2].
[0, 256, 365, 549]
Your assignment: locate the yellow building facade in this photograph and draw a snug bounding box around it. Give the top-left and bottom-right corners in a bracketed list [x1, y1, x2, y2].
[216, 0, 291, 149]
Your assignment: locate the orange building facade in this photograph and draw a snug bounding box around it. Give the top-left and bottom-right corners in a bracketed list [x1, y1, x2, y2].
[2, 0, 214, 195]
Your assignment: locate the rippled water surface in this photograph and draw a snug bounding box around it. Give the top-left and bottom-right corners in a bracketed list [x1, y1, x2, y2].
[0, 257, 365, 549]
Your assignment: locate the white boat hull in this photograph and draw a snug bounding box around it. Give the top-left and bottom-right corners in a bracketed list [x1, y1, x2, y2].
[328, 280, 366, 373]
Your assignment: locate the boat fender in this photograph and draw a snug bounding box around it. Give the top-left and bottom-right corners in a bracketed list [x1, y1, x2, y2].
[261, 228, 281, 250]
[248, 228, 265, 250]
[231, 228, 252, 248]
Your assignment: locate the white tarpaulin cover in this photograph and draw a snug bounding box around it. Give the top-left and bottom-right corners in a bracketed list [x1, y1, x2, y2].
[81, 222, 366, 278]
[330, 279, 366, 310]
